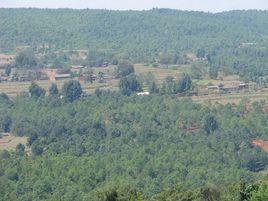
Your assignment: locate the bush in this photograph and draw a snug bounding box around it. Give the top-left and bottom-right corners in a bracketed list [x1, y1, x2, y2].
[115, 61, 134, 78]
[119, 74, 142, 96]
[62, 80, 82, 102]
[29, 82, 46, 98]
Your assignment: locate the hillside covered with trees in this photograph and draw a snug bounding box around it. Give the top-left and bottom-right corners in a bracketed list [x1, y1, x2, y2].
[1, 9, 268, 81]
[1, 85, 268, 200]
[1, 8, 268, 200]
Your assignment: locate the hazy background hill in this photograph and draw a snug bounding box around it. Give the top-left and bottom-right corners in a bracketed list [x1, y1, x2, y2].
[1, 8, 268, 61]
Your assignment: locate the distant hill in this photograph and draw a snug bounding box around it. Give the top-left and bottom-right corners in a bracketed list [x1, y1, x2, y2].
[0, 8, 268, 60]
[1, 9, 268, 81]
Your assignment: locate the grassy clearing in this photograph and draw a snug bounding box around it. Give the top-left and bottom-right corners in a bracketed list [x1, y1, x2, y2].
[193, 79, 214, 86]
[134, 63, 189, 83]
[194, 75, 241, 88]
[0, 78, 119, 97]
[0, 133, 29, 152]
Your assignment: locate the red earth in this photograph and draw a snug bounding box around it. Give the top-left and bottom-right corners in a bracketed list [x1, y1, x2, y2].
[252, 139, 268, 152]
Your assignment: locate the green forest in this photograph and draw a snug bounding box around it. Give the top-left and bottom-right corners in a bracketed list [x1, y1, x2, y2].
[1, 8, 268, 201]
[1, 9, 268, 80]
[1, 83, 268, 200]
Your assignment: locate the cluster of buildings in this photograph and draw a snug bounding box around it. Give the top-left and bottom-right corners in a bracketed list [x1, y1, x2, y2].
[0, 68, 48, 82]
[44, 69, 71, 81]
[205, 83, 249, 94]
[0, 63, 116, 84]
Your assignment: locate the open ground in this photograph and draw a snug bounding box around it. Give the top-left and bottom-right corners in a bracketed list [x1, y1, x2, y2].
[0, 64, 268, 105]
[0, 133, 29, 152]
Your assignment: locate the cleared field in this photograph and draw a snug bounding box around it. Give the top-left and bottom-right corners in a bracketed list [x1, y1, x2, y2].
[93, 64, 189, 82]
[0, 133, 29, 152]
[0, 78, 119, 97]
[134, 64, 189, 82]
[0, 64, 189, 97]
[192, 90, 268, 105]
[194, 75, 241, 88]
[1, 64, 267, 106]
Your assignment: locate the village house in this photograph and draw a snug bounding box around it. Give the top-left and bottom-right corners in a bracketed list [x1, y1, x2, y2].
[137, 92, 150, 96]
[221, 83, 249, 93]
[206, 82, 249, 94]
[238, 83, 249, 90]
[71, 65, 83, 74]
[44, 69, 71, 81]
[49, 72, 71, 81]
[206, 85, 220, 94]
[207, 85, 219, 90]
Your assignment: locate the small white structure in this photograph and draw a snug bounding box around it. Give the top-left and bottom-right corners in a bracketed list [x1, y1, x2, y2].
[207, 85, 219, 90]
[137, 92, 150, 96]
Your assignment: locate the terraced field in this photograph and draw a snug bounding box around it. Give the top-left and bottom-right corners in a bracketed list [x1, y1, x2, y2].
[0, 64, 186, 97]
[1, 64, 268, 105]
[0, 79, 119, 97]
[192, 89, 268, 104]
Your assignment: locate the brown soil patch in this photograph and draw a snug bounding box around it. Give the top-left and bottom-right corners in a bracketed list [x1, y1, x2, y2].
[0, 133, 29, 151]
[252, 139, 268, 152]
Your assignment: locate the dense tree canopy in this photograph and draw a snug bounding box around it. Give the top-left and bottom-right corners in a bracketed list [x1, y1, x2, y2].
[29, 82, 46, 98]
[0, 92, 268, 199]
[49, 83, 59, 97]
[119, 74, 142, 95]
[62, 80, 83, 102]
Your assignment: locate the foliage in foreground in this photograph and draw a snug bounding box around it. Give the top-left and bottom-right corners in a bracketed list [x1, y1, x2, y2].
[0, 91, 268, 200]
